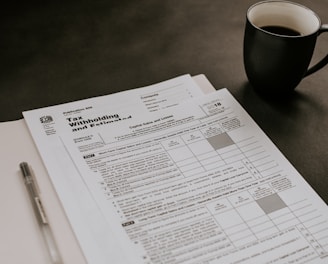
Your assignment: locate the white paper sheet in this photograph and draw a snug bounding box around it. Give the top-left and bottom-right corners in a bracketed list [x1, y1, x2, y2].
[23, 74, 208, 263]
[0, 119, 85, 264]
[58, 89, 328, 264]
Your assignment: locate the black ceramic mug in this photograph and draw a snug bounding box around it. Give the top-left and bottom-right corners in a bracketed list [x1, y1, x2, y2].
[243, 1, 328, 96]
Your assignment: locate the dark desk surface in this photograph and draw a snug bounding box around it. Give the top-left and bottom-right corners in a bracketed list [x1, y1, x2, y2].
[1, 0, 327, 204]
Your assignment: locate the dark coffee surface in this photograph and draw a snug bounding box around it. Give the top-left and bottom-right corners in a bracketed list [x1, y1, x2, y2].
[0, 0, 327, 203]
[261, 25, 301, 36]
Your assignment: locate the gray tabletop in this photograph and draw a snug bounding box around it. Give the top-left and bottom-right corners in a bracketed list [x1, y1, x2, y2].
[1, 0, 327, 203]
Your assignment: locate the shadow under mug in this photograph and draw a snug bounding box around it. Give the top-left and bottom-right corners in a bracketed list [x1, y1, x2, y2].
[243, 0, 328, 96]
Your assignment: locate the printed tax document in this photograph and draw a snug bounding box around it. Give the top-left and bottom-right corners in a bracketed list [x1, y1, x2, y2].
[59, 88, 328, 264]
[22, 74, 209, 263]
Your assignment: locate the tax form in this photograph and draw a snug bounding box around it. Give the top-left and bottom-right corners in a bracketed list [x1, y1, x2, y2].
[23, 74, 207, 264]
[58, 88, 328, 264]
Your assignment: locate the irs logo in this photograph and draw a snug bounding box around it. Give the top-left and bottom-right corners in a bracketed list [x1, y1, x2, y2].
[40, 116, 53, 124]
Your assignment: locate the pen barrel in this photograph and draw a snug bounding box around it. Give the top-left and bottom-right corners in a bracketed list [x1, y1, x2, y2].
[20, 162, 63, 264]
[25, 182, 63, 263]
[25, 181, 47, 225]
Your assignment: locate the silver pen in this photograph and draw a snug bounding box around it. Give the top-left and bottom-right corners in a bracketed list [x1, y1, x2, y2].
[19, 162, 63, 264]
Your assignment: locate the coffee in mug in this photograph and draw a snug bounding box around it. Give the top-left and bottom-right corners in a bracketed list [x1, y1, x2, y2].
[260, 26, 301, 36]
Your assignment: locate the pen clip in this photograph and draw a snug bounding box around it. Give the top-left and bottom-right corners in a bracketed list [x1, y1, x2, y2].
[34, 196, 48, 225]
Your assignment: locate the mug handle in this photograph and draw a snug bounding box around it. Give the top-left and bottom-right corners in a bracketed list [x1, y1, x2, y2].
[304, 24, 328, 77]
